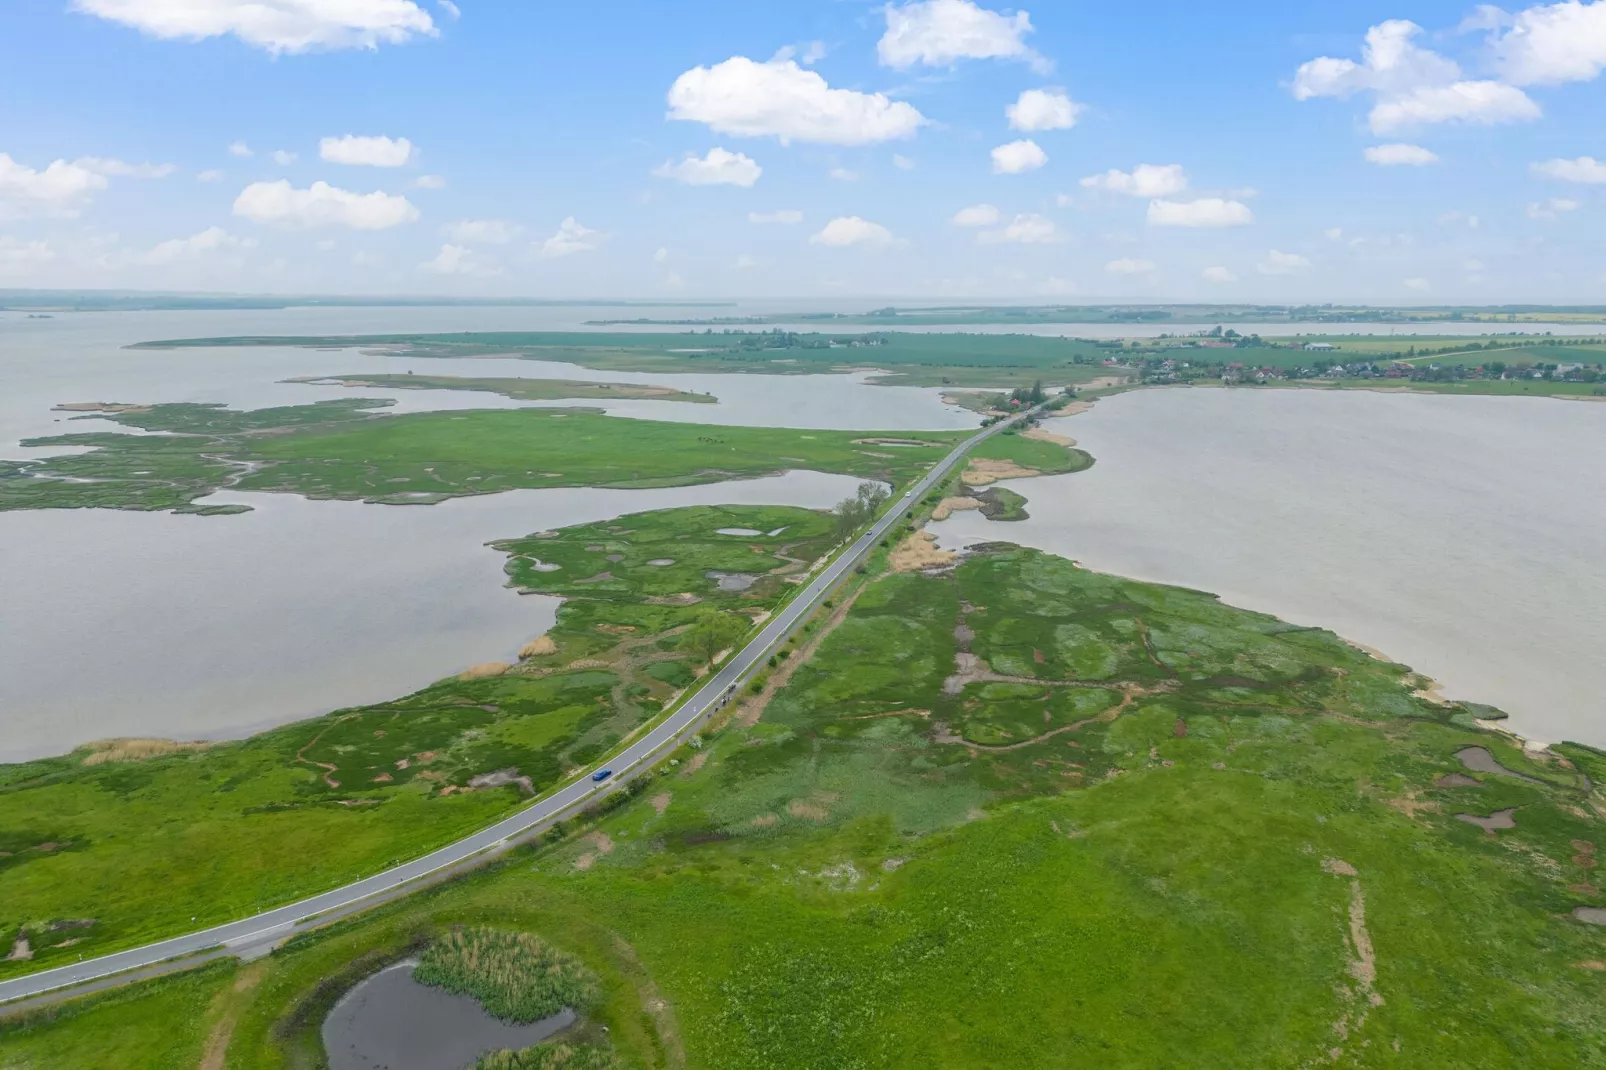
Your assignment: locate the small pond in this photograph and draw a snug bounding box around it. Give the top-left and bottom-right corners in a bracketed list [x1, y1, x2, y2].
[706, 570, 758, 591]
[323, 959, 575, 1070]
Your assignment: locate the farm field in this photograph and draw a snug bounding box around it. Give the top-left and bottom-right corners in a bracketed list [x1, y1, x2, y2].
[8, 531, 1605, 1067]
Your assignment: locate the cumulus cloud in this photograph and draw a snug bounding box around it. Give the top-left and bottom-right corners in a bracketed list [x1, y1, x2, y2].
[1527, 196, 1581, 219]
[978, 213, 1059, 244]
[232, 179, 419, 229]
[73, 0, 438, 54]
[809, 216, 895, 247]
[667, 56, 924, 145]
[141, 225, 253, 266]
[1488, 1, 1606, 86]
[1006, 88, 1082, 131]
[1105, 257, 1156, 274]
[1404, 276, 1432, 291]
[0, 237, 56, 268]
[952, 203, 1001, 227]
[228, 141, 253, 158]
[1364, 142, 1439, 166]
[893, 153, 916, 170]
[991, 139, 1046, 174]
[444, 219, 521, 244]
[1202, 265, 1239, 283]
[653, 147, 762, 187]
[878, 0, 1047, 71]
[749, 209, 803, 224]
[320, 135, 415, 167]
[197, 169, 225, 182]
[77, 157, 177, 178]
[420, 243, 494, 276]
[1532, 155, 1606, 182]
[1080, 163, 1187, 197]
[437, 0, 459, 18]
[271, 149, 298, 166]
[829, 166, 859, 182]
[0, 155, 108, 217]
[1292, 19, 1539, 133]
[415, 174, 447, 189]
[1258, 250, 1311, 275]
[538, 217, 603, 258]
[1147, 198, 1253, 228]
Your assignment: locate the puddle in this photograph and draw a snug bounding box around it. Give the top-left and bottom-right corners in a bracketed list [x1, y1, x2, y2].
[1574, 907, 1606, 926]
[646, 558, 675, 567]
[706, 570, 758, 592]
[1455, 808, 1517, 831]
[1456, 747, 1542, 784]
[716, 528, 763, 536]
[323, 959, 574, 1070]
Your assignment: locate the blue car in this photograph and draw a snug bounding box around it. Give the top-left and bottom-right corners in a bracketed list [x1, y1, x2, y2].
[591, 768, 613, 783]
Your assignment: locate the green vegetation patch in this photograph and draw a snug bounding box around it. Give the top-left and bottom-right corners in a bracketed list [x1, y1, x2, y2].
[294, 372, 715, 404]
[967, 428, 1092, 475]
[475, 1044, 623, 1070]
[415, 927, 601, 1023]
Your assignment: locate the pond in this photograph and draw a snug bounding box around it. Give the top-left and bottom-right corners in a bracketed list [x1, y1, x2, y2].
[323, 959, 574, 1070]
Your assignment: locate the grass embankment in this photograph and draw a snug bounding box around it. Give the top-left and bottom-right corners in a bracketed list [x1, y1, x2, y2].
[0, 505, 840, 977]
[10, 536, 1606, 1067]
[0, 401, 959, 512]
[289, 373, 715, 404]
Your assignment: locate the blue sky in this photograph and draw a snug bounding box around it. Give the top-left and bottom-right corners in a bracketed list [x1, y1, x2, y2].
[2, 0, 1604, 302]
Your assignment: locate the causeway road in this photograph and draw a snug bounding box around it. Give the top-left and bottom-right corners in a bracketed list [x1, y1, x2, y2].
[0, 406, 1031, 1008]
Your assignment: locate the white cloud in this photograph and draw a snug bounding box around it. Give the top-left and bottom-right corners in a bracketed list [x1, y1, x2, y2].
[1437, 210, 1481, 227]
[979, 213, 1059, 244]
[271, 149, 298, 166]
[1258, 249, 1311, 275]
[1148, 198, 1253, 228]
[1080, 163, 1187, 197]
[538, 217, 603, 258]
[444, 219, 521, 244]
[809, 216, 895, 247]
[1404, 276, 1432, 291]
[733, 253, 759, 270]
[1202, 265, 1239, 283]
[415, 174, 447, 189]
[319, 134, 415, 167]
[232, 179, 419, 229]
[420, 243, 494, 276]
[0, 155, 108, 217]
[74, 0, 438, 54]
[654, 247, 670, 264]
[1036, 275, 1077, 296]
[0, 237, 55, 267]
[652, 147, 762, 187]
[1532, 155, 1606, 182]
[893, 153, 916, 170]
[1105, 257, 1156, 274]
[878, 0, 1046, 71]
[749, 209, 803, 224]
[1324, 227, 1344, 241]
[952, 203, 1000, 227]
[437, 0, 459, 18]
[991, 139, 1046, 174]
[142, 225, 253, 266]
[197, 169, 225, 182]
[1527, 196, 1581, 219]
[77, 157, 177, 178]
[667, 57, 924, 145]
[228, 141, 253, 158]
[1364, 142, 1439, 166]
[1292, 20, 1539, 134]
[1489, 1, 1606, 85]
[829, 167, 859, 182]
[1006, 88, 1082, 131]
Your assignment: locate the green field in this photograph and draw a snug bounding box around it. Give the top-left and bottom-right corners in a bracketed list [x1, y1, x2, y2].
[7, 528, 1605, 1067]
[0, 402, 960, 512]
[287, 373, 716, 404]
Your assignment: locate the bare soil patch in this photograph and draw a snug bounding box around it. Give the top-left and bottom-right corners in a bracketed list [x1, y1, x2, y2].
[1023, 425, 1076, 447]
[931, 496, 982, 521]
[1457, 808, 1517, 832]
[651, 792, 672, 815]
[1435, 773, 1481, 788]
[458, 661, 511, 681]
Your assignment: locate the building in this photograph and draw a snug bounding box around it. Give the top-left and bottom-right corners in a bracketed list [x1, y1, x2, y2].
[1303, 342, 1336, 352]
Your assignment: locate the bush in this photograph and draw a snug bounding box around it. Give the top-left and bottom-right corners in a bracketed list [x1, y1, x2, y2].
[475, 1043, 622, 1070]
[413, 928, 601, 1023]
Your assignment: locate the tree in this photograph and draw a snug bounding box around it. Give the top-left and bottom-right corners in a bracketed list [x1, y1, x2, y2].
[679, 610, 748, 671]
[832, 480, 890, 542]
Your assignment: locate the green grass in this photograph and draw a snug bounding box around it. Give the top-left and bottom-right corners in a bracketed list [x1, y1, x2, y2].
[475, 1044, 623, 1070]
[1, 402, 961, 512]
[414, 928, 600, 1022]
[968, 429, 1092, 475]
[293, 372, 715, 404]
[975, 486, 1028, 521]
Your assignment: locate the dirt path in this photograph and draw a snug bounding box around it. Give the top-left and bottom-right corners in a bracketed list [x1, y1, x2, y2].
[938, 684, 1159, 753]
[730, 575, 879, 728]
[196, 962, 265, 1070]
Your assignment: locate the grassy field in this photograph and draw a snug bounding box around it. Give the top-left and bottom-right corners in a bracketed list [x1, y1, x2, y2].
[7, 529, 1604, 1067]
[0, 505, 842, 977]
[0, 402, 960, 512]
[288, 373, 716, 404]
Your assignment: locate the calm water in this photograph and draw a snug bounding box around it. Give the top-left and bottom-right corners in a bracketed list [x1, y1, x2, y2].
[0, 471, 866, 762]
[930, 388, 1606, 747]
[322, 959, 574, 1070]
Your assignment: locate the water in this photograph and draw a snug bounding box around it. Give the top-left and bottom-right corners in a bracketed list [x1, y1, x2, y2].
[322, 959, 574, 1070]
[0, 471, 867, 763]
[929, 388, 1606, 747]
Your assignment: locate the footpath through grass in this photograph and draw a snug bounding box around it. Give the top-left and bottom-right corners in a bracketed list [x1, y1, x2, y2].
[8, 534, 1606, 1067]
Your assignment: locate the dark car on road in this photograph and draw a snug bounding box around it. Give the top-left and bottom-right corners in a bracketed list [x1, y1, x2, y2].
[591, 768, 613, 783]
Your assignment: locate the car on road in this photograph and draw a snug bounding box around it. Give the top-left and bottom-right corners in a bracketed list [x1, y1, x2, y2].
[591, 768, 613, 783]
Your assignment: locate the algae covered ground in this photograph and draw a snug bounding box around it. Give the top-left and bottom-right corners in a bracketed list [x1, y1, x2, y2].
[0, 401, 958, 512]
[7, 530, 1605, 1068]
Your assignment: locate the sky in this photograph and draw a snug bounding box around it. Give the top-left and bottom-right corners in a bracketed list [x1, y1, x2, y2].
[2, 0, 1605, 303]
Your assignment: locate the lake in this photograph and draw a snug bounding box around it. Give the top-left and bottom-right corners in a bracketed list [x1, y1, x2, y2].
[930, 387, 1606, 748]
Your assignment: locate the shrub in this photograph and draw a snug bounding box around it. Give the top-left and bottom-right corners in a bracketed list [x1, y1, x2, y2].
[414, 928, 601, 1023]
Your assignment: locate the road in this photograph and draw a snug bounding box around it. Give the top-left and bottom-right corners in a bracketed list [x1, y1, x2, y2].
[0, 407, 1029, 1008]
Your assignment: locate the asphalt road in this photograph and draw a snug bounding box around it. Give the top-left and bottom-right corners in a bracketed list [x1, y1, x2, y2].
[0, 408, 1026, 1008]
